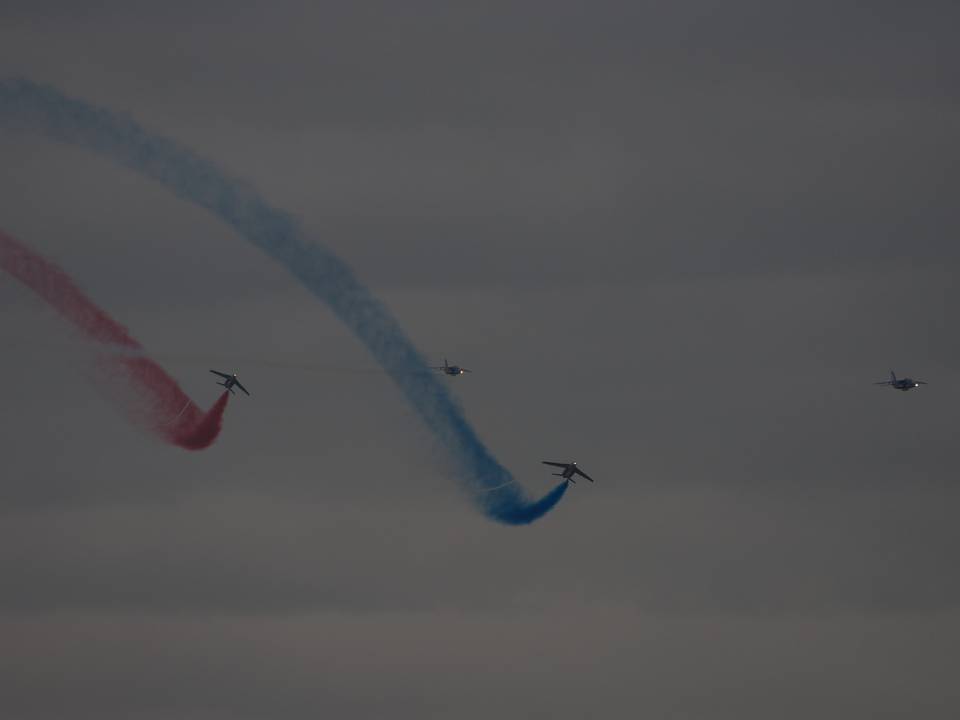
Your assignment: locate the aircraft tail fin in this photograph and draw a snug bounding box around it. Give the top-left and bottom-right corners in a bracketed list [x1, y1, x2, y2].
[891, 370, 897, 383]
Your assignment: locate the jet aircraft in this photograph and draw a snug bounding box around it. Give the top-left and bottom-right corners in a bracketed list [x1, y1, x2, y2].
[209, 370, 250, 396]
[542, 460, 594, 483]
[874, 370, 927, 392]
[430, 357, 472, 376]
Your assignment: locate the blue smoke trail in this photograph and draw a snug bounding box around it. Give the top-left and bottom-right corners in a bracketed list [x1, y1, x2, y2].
[0, 78, 568, 524]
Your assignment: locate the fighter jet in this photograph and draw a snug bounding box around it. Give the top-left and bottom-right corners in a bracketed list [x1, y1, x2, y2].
[874, 370, 927, 392]
[542, 461, 594, 483]
[430, 357, 472, 376]
[209, 370, 250, 396]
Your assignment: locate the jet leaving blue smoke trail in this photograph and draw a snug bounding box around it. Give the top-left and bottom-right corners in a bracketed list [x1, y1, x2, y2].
[0, 78, 568, 524]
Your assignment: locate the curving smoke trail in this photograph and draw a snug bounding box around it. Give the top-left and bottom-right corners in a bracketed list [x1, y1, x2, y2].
[0, 228, 229, 449]
[0, 77, 568, 524]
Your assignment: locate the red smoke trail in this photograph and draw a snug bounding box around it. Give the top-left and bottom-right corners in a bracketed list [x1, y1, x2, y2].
[0, 228, 228, 449]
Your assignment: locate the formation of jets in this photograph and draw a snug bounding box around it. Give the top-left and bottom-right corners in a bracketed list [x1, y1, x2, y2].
[203, 361, 934, 488]
[425, 358, 596, 484]
[874, 370, 928, 392]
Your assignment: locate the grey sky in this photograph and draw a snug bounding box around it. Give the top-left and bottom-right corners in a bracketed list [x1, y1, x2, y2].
[2, 2, 959, 718]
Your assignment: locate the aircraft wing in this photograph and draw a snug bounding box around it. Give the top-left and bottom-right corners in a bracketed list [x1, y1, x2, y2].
[872, 381, 892, 385]
[541, 461, 569, 468]
[573, 467, 595, 482]
[234, 379, 250, 396]
[210, 370, 232, 379]
[916, 381, 929, 385]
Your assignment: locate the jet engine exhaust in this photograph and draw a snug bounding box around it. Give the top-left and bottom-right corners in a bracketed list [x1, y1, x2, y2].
[0, 77, 568, 524]
[0, 228, 229, 450]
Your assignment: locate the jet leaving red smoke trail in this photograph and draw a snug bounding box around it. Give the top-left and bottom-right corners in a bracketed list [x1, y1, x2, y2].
[0, 229, 228, 449]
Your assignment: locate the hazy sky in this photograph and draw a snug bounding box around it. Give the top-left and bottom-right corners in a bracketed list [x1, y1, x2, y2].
[2, 2, 959, 718]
